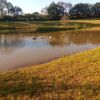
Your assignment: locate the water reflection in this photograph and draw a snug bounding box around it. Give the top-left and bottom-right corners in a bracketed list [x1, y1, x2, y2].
[0, 30, 100, 72]
[38, 31, 100, 46]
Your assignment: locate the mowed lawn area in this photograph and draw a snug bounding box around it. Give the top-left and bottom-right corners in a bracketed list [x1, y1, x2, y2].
[0, 20, 100, 99]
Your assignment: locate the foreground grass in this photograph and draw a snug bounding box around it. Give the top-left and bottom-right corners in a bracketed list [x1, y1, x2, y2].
[0, 47, 100, 99]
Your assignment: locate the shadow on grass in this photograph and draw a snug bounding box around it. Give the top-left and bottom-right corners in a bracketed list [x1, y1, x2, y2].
[35, 27, 79, 33]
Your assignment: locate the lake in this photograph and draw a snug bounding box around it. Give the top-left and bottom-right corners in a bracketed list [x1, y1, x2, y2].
[0, 30, 100, 72]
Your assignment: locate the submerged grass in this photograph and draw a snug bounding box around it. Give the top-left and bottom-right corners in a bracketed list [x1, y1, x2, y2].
[0, 47, 100, 99]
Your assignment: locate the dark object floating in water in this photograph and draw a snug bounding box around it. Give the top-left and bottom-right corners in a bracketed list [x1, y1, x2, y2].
[32, 37, 37, 40]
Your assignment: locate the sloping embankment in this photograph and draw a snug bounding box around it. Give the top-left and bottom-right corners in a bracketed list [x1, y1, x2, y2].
[0, 47, 100, 99]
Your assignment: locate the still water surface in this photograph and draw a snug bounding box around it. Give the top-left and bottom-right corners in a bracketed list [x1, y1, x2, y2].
[0, 30, 100, 72]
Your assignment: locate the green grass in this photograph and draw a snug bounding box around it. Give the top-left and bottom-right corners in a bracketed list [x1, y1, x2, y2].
[0, 47, 100, 99]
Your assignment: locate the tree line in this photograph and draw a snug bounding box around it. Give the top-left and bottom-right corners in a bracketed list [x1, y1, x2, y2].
[0, 0, 100, 21]
[69, 3, 100, 19]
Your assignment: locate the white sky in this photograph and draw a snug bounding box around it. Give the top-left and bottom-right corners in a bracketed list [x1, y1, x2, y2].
[8, 0, 100, 13]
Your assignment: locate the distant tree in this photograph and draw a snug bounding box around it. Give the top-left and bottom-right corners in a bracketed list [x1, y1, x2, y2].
[41, 7, 48, 15]
[0, 0, 23, 16]
[31, 12, 40, 20]
[0, 0, 7, 15]
[40, 7, 48, 21]
[91, 3, 100, 18]
[69, 3, 92, 19]
[47, 2, 65, 20]
[57, 1, 73, 14]
[14, 6, 23, 16]
[5, 6, 23, 21]
[6, 2, 14, 15]
[8, 7, 15, 15]
[23, 13, 31, 21]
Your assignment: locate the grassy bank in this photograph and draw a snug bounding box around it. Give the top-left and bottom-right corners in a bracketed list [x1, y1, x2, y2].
[0, 47, 100, 99]
[0, 20, 100, 33]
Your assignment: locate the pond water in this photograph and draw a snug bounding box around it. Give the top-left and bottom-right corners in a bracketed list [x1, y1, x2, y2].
[0, 30, 100, 72]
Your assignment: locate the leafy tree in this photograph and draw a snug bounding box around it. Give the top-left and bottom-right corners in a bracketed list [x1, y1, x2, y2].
[24, 13, 32, 21]
[0, 0, 23, 16]
[6, 2, 13, 15]
[57, 1, 73, 14]
[47, 2, 64, 20]
[14, 6, 23, 16]
[91, 3, 100, 18]
[31, 12, 40, 20]
[69, 3, 92, 19]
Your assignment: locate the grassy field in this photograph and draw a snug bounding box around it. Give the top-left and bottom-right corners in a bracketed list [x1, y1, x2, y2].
[0, 20, 100, 99]
[0, 47, 100, 99]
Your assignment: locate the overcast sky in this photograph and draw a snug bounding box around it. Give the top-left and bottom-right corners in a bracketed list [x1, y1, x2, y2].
[8, 0, 100, 13]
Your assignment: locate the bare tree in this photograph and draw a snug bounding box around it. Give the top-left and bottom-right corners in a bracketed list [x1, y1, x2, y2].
[41, 7, 48, 15]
